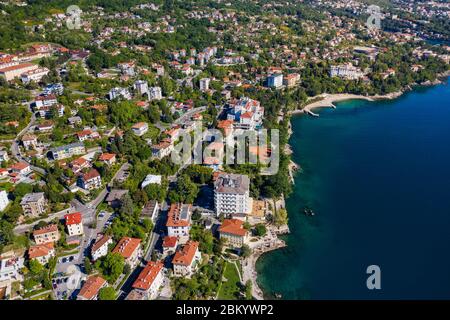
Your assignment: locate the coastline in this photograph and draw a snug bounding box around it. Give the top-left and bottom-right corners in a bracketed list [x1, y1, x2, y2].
[251, 73, 450, 300]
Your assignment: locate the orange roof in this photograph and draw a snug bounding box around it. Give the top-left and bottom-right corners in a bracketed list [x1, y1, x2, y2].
[132, 122, 147, 129]
[241, 111, 253, 119]
[0, 63, 35, 73]
[82, 169, 100, 181]
[28, 242, 54, 259]
[71, 157, 88, 167]
[162, 236, 178, 248]
[172, 241, 199, 266]
[217, 120, 234, 129]
[98, 153, 116, 161]
[10, 162, 29, 171]
[219, 219, 247, 237]
[65, 212, 82, 225]
[132, 261, 163, 291]
[166, 203, 191, 228]
[78, 276, 106, 300]
[112, 237, 141, 259]
[33, 224, 58, 236]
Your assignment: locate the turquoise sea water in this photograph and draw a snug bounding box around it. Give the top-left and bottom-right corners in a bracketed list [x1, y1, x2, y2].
[256, 78, 450, 299]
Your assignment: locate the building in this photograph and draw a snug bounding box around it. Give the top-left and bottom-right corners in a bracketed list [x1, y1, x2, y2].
[151, 140, 173, 159]
[0, 150, 8, 163]
[34, 94, 57, 109]
[20, 192, 47, 217]
[227, 97, 264, 130]
[0, 63, 38, 81]
[91, 234, 113, 261]
[77, 169, 102, 190]
[108, 87, 132, 100]
[132, 260, 164, 299]
[21, 134, 38, 149]
[77, 275, 107, 300]
[20, 67, 50, 84]
[65, 212, 84, 236]
[10, 162, 32, 176]
[267, 73, 283, 88]
[172, 240, 201, 278]
[33, 224, 60, 245]
[214, 173, 252, 217]
[199, 78, 210, 92]
[0, 190, 9, 212]
[112, 237, 142, 269]
[330, 64, 364, 80]
[149, 86, 162, 100]
[0, 251, 24, 283]
[49, 142, 85, 160]
[134, 80, 149, 96]
[283, 73, 300, 88]
[141, 200, 159, 221]
[141, 174, 162, 189]
[166, 203, 192, 244]
[162, 236, 178, 257]
[131, 122, 148, 136]
[98, 153, 116, 166]
[218, 219, 248, 248]
[75, 129, 99, 142]
[28, 243, 55, 265]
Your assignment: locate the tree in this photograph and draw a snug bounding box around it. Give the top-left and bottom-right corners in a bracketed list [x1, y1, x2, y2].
[29, 259, 43, 275]
[98, 286, 117, 300]
[274, 209, 288, 227]
[245, 280, 253, 300]
[84, 257, 93, 275]
[240, 244, 251, 258]
[254, 224, 267, 237]
[168, 174, 198, 204]
[101, 253, 125, 282]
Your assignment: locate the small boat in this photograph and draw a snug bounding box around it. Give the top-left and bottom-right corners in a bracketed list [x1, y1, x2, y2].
[274, 293, 282, 299]
[303, 207, 316, 216]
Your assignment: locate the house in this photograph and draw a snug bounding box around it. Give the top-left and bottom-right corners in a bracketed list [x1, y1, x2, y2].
[227, 97, 264, 130]
[21, 134, 38, 149]
[77, 169, 102, 190]
[49, 142, 85, 160]
[105, 189, 129, 208]
[172, 240, 201, 278]
[33, 224, 60, 245]
[149, 87, 162, 100]
[64, 212, 84, 236]
[76, 129, 100, 142]
[0, 63, 38, 81]
[68, 116, 82, 126]
[34, 94, 57, 109]
[140, 200, 159, 221]
[141, 174, 162, 189]
[28, 243, 55, 264]
[166, 203, 192, 244]
[98, 153, 116, 166]
[69, 157, 91, 174]
[112, 237, 142, 269]
[218, 219, 248, 248]
[151, 140, 173, 159]
[214, 173, 252, 217]
[267, 73, 283, 88]
[199, 78, 210, 92]
[20, 192, 47, 217]
[77, 275, 107, 300]
[0, 250, 24, 283]
[0, 150, 8, 163]
[91, 234, 113, 261]
[21, 67, 50, 84]
[283, 73, 300, 87]
[10, 162, 31, 176]
[35, 121, 54, 132]
[131, 122, 148, 136]
[0, 191, 9, 212]
[162, 236, 178, 257]
[131, 260, 164, 299]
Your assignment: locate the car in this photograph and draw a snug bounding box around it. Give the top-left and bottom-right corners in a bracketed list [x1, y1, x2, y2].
[62, 258, 67, 263]
[98, 212, 105, 218]
[69, 256, 74, 262]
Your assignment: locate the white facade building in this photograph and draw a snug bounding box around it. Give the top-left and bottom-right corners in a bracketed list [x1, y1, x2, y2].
[214, 173, 252, 217]
[0, 190, 9, 212]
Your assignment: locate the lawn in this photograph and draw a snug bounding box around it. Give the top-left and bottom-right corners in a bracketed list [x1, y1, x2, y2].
[217, 261, 242, 300]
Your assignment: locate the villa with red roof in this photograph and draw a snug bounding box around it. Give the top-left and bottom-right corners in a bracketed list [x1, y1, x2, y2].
[10, 162, 31, 176]
[162, 236, 178, 257]
[64, 212, 83, 236]
[172, 240, 201, 278]
[33, 224, 60, 245]
[166, 203, 192, 244]
[218, 219, 248, 248]
[132, 261, 164, 299]
[98, 153, 116, 166]
[77, 275, 107, 300]
[28, 243, 55, 265]
[112, 237, 142, 268]
[77, 168, 102, 190]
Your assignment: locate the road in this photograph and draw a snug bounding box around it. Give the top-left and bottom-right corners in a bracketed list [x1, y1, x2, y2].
[174, 105, 207, 125]
[13, 206, 74, 234]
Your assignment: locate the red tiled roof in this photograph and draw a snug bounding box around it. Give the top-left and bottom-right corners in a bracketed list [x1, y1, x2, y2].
[132, 261, 163, 291]
[33, 224, 58, 236]
[83, 169, 100, 181]
[162, 236, 178, 248]
[28, 242, 54, 259]
[78, 276, 106, 300]
[172, 241, 199, 266]
[10, 162, 29, 171]
[65, 212, 82, 225]
[98, 153, 116, 161]
[0, 63, 35, 73]
[219, 219, 247, 237]
[166, 203, 191, 228]
[112, 237, 141, 259]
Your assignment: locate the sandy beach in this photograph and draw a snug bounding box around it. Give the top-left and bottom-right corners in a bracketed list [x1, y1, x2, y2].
[292, 92, 404, 116]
